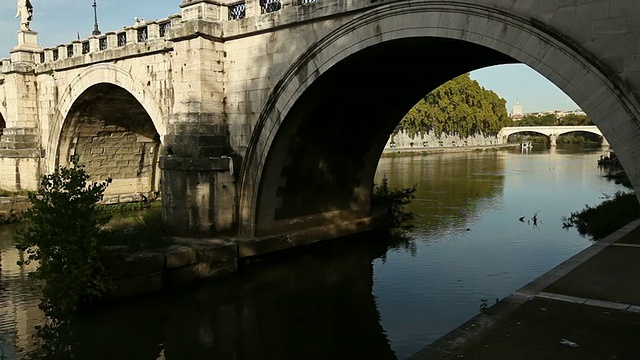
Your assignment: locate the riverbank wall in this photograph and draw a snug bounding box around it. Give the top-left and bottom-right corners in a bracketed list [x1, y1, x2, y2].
[0, 196, 29, 223]
[386, 131, 505, 150]
[106, 213, 387, 299]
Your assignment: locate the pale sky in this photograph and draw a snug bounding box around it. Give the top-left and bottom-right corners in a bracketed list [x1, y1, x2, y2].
[470, 64, 580, 114]
[1, 1, 579, 114]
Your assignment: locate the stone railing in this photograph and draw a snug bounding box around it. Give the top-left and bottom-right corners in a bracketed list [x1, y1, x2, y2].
[0, 58, 10, 73]
[1, 0, 390, 69]
[34, 14, 182, 66]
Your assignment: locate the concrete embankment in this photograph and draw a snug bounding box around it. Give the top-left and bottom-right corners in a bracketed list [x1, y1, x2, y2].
[411, 218, 640, 360]
[382, 143, 519, 157]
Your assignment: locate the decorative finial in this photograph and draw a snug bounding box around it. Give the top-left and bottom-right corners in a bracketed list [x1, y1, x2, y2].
[92, 0, 101, 35]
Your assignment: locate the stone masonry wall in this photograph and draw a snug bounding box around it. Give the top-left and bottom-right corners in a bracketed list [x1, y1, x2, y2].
[0, 157, 39, 191]
[73, 126, 158, 197]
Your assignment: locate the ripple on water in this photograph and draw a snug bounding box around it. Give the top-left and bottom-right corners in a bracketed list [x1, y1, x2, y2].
[1, 242, 44, 358]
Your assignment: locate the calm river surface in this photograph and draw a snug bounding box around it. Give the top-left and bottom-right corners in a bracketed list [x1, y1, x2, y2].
[0, 145, 626, 359]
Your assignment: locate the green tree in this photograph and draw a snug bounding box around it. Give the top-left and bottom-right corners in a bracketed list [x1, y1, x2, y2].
[557, 114, 593, 126]
[519, 114, 557, 126]
[15, 163, 112, 321]
[397, 73, 510, 138]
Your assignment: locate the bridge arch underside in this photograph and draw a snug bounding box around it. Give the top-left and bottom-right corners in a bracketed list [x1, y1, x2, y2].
[59, 83, 161, 201]
[254, 38, 515, 236]
[0, 112, 5, 137]
[243, 3, 640, 239]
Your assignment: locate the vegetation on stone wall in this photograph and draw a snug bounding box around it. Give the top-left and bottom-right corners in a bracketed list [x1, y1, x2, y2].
[0, 210, 21, 224]
[396, 73, 511, 138]
[557, 114, 593, 126]
[563, 191, 640, 240]
[518, 114, 558, 126]
[563, 170, 639, 240]
[15, 163, 113, 322]
[515, 113, 593, 127]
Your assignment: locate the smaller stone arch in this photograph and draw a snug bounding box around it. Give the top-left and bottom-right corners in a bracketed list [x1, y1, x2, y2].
[54, 81, 163, 201]
[47, 63, 166, 172]
[554, 127, 602, 137]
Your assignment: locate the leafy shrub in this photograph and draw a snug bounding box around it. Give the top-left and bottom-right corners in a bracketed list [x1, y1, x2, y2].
[14, 163, 113, 320]
[103, 207, 171, 250]
[563, 191, 640, 240]
[372, 175, 417, 231]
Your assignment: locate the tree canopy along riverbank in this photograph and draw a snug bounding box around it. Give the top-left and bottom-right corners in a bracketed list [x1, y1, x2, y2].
[519, 113, 593, 126]
[396, 73, 511, 138]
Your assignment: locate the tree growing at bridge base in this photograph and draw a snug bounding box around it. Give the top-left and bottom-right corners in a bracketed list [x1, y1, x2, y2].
[15, 162, 113, 321]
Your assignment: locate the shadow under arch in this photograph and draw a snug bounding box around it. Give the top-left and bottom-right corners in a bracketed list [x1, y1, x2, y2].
[47, 63, 166, 173]
[57, 83, 162, 198]
[238, 0, 640, 237]
[0, 110, 5, 135]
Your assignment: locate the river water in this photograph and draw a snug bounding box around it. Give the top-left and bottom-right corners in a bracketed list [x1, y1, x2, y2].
[0, 145, 626, 359]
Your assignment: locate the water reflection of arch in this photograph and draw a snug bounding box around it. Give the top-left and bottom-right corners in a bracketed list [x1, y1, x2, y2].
[239, 1, 640, 238]
[71, 237, 397, 360]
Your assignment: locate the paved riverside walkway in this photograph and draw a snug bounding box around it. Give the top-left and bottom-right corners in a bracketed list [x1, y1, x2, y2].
[411, 219, 640, 360]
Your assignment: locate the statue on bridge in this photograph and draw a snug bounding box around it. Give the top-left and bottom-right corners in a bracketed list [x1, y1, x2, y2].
[16, 0, 34, 31]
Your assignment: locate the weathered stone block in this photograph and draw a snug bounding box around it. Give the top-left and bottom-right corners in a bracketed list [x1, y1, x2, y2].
[164, 244, 197, 269]
[109, 250, 165, 279]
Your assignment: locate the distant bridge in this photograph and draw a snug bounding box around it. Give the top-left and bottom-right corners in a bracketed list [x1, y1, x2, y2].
[499, 126, 607, 146]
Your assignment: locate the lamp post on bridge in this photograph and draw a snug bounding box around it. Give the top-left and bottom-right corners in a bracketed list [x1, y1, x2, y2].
[92, 0, 101, 36]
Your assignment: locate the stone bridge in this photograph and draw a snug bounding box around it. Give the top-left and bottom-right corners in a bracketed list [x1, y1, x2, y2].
[1, 0, 639, 245]
[499, 125, 608, 146]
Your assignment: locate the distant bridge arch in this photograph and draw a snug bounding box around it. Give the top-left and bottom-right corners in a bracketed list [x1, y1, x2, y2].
[499, 126, 606, 145]
[239, 1, 639, 236]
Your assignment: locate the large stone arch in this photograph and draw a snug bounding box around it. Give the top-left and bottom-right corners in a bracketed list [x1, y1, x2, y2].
[47, 63, 166, 172]
[238, 1, 640, 237]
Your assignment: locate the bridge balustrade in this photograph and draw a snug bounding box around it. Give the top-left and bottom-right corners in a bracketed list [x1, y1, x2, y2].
[229, 2, 247, 20]
[117, 32, 127, 47]
[158, 21, 171, 38]
[137, 27, 149, 43]
[23, 15, 180, 67]
[99, 38, 107, 51]
[260, 0, 283, 14]
[6, 0, 344, 67]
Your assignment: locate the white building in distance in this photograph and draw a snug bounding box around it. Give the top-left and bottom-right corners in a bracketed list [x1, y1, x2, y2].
[511, 99, 524, 121]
